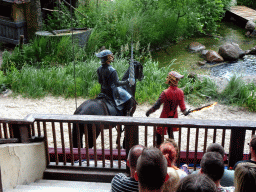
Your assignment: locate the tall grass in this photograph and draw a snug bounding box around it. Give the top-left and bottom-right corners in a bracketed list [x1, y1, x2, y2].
[4, 55, 256, 111]
[6, 57, 129, 98]
[1, 36, 86, 72]
[219, 76, 256, 111]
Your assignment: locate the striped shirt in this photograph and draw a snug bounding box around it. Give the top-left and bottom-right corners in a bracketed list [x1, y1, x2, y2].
[111, 173, 139, 192]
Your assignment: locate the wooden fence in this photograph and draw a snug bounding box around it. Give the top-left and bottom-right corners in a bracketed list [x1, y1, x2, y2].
[1, 115, 256, 182]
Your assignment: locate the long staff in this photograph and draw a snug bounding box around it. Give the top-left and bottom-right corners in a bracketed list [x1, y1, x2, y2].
[128, 23, 135, 86]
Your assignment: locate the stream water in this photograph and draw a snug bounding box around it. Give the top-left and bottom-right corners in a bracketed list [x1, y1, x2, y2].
[152, 21, 256, 79]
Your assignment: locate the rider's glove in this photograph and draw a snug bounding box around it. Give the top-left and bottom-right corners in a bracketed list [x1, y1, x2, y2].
[183, 109, 191, 116]
[146, 108, 154, 117]
[128, 77, 135, 86]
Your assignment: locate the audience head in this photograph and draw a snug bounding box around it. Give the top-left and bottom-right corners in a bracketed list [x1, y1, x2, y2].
[136, 147, 168, 191]
[176, 174, 217, 192]
[235, 162, 256, 192]
[206, 143, 225, 158]
[128, 144, 146, 169]
[200, 152, 224, 182]
[160, 141, 178, 167]
[249, 135, 256, 153]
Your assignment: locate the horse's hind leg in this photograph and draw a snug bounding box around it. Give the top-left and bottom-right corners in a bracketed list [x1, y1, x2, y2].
[87, 124, 101, 148]
[72, 123, 84, 148]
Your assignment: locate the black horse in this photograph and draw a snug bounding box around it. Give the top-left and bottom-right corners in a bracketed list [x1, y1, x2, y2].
[72, 61, 144, 148]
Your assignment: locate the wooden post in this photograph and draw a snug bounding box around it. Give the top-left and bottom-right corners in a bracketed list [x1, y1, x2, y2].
[10, 123, 30, 143]
[19, 35, 24, 49]
[125, 125, 138, 173]
[228, 127, 246, 169]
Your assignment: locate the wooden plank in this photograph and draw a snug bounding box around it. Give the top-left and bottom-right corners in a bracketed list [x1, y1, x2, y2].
[0, 138, 19, 144]
[25, 114, 256, 129]
[229, 6, 256, 22]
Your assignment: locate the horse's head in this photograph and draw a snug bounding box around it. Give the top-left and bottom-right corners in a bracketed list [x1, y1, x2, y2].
[133, 61, 144, 81]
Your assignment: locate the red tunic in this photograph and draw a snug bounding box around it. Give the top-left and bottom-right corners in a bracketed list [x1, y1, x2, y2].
[156, 86, 186, 135]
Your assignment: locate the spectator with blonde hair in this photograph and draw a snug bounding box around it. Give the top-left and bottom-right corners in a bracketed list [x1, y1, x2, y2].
[234, 162, 256, 192]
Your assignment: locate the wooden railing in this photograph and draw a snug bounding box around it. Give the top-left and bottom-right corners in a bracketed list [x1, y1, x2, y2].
[0, 118, 36, 144]
[23, 114, 256, 170]
[1, 114, 256, 177]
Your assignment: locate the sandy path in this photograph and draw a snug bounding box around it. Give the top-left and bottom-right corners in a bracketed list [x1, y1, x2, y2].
[0, 95, 256, 153]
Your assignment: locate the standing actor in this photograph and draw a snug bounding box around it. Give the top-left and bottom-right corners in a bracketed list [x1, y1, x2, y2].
[146, 71, 189, 146]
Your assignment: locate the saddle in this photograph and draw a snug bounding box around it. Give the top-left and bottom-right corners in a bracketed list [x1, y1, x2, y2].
[96, 93, 123, 116]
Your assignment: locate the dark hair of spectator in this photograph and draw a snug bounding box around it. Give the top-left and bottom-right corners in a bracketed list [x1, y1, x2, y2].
[128, 144, 145, 169]
[250, 135, 256, 152]
[176, 174, 217, 192]
[235, 162, 256, 192]
[200, 152, 224, 182]
[136, 147, 167, 190]
[206, 143, 225, 158]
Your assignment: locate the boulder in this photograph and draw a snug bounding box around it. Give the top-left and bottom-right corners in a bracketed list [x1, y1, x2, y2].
[244, 50, 251, 55]
[248, 46, 256, 55]
[198, 61, 207, 66]
[201, 50, 209, 59]
[218, 43, 244, 61]
[250, 30, 256, 38]
[245, 20, 256, 31]
[205, 50, 224, 63]
[245, 31, 251, 37]
[188, 42, 206, 53]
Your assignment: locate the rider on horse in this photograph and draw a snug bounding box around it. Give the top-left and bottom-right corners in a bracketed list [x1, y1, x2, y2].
[96, 49, 134, 116]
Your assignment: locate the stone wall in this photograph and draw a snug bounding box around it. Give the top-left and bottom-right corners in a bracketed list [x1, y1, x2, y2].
[0, 142, 46, 191]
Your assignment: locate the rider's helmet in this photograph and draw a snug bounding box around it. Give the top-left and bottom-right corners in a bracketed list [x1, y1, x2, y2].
[165, 71, 184, 86]
[95, 50, 113, 64]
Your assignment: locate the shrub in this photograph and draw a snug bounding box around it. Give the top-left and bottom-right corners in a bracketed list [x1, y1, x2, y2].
[1, 36, 86, 72]
[77, 0, 232, 54]
[0, 70, 7, 92]
[237, 0, 256, 9]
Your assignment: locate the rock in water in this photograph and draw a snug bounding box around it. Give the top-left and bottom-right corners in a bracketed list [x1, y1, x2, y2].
[218, 43, 244, 61]
[245, 20, 256, 31]
[205, 50, 224, 63]
[188, 42, 206, 53]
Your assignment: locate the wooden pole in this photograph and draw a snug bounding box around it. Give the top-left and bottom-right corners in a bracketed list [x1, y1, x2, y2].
[19, 35, 24, 49]
[228, 127, 246, 169]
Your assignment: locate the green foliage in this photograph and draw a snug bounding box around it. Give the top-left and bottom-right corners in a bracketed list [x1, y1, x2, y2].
[194, 0, 226, 34]
[179, 73, 219, 105]
[1, 36, 86, 72]
[136, 59, 171, 103]
[43, 2, 80, 31]
[0, 70, 7, 92]
[219, 76, 256, 109]
[246, 84, 256, 112]
[76, 0, 232, 53]
[237, 0, 256, 9]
